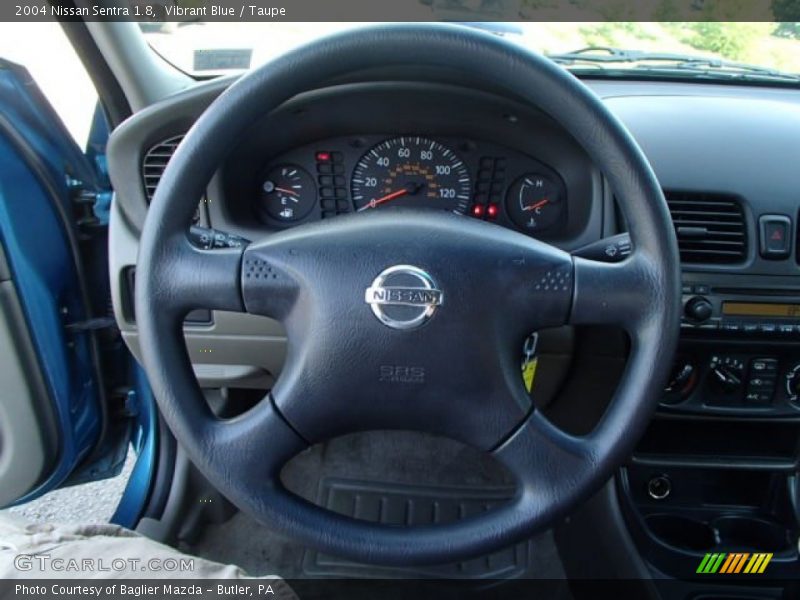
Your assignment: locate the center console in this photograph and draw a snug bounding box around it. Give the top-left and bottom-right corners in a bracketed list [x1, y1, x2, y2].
[578, 81, 800, 596]
[620, 273, 800, 591]
[674, 275, 800, 416]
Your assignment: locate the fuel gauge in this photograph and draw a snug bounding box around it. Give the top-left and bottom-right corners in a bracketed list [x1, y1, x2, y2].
[506, 173, 564, 233]
[256, 165, 316, 223]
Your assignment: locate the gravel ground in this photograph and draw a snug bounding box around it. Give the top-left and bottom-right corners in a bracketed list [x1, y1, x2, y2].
[1, 449, 135, 525]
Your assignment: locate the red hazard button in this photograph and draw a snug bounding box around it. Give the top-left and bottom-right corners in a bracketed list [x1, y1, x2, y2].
[759, 215, 791, 259]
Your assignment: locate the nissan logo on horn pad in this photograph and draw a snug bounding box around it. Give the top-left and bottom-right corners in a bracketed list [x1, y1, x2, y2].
[365, 265, 443, 330]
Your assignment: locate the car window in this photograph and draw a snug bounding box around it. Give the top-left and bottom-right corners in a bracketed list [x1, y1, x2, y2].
[0, 21, 98, 148]
[142, 22, 800, 84]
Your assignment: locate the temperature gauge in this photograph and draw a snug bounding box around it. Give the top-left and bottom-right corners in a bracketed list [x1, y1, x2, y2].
[256, 165, 316, 223]
[506, 173, 565, 233]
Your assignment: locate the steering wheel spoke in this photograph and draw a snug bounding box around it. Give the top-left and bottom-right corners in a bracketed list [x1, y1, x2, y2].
[144, 234, 246, 317]
[494, 411, 597, 490]
[569, 253, 661, 332]
[206, 396, 308, 482]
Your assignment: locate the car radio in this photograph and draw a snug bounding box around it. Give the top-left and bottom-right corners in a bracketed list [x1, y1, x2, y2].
[681, 284, 800, 335]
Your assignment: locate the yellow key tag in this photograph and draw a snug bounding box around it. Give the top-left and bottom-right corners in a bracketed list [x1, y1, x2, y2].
[522, 356, 538, 393]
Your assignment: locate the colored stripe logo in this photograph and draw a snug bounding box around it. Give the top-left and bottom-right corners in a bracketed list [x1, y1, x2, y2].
[696, 552, 772, 574]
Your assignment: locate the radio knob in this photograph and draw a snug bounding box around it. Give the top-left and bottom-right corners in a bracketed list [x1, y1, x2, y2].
[685, 296, 713, 322]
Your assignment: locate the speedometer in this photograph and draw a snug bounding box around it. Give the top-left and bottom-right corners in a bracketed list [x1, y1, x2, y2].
[351, 137, 471, 214]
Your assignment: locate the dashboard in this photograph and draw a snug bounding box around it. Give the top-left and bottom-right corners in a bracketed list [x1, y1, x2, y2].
[109, 78, 800, 400]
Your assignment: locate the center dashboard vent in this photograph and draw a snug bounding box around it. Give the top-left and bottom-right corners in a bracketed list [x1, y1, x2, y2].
[142, 135, 185, 202]
[665, 191, 747, 265]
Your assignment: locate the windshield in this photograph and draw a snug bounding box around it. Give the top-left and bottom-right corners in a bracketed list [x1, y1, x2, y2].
[142, 22, 800, 83]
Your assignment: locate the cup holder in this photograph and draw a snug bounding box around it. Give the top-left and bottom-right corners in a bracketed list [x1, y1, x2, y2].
[644, 514, 717, 552]
[644, 513, 794, 555]
[712, 516, 792, 553]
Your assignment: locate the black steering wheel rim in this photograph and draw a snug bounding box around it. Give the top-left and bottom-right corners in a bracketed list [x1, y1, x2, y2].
[135, 23, 681, 565]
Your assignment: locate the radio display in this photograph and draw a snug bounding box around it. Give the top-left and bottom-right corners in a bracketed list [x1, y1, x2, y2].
[722, 302, 800, 318]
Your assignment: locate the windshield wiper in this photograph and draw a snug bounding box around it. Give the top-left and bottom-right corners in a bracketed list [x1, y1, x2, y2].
[548, 47, 800, 83]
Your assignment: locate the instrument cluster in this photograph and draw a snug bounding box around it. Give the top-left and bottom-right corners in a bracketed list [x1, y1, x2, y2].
[253, 135, 568, 238]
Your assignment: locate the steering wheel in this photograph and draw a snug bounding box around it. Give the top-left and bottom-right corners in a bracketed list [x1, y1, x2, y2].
[136, 24, 680, 565]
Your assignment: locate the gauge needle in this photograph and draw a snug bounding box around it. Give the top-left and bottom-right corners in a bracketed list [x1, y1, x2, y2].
[358, 183, 423, 212]
[522, 198, 549, 212]
[275, 187, 299, 196]
[358, 188, 408, 211]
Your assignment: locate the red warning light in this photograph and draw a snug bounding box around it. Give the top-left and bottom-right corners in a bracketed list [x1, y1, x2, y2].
[471, 204, 485, 218]
[771, 228, 783, 241]
[487, 204, 499, 219]
[316, 151, 332, 162]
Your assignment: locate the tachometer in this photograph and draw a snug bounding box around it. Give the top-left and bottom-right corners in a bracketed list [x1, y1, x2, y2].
[351, 137, 471, 214]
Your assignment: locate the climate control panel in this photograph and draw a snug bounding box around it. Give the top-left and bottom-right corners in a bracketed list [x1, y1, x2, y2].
[661, 352, 800, 416]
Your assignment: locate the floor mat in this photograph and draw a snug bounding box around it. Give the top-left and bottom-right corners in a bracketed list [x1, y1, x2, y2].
[303, 478, 532, 579]
[191, 431, 567, 581]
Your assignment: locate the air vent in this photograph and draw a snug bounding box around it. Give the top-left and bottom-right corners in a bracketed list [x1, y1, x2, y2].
[142, 135, 184, 201]
[665, 191, 747, 265]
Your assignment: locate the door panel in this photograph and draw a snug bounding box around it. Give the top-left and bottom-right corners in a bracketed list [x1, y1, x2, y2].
[0, 115, 101, 505]
[0, 58, 133, 506]
[0, 243, 59, 506]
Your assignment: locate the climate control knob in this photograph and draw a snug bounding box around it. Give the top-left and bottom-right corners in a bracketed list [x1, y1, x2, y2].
[685, 296, 713, 322]
[785, 363, 800, 403]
